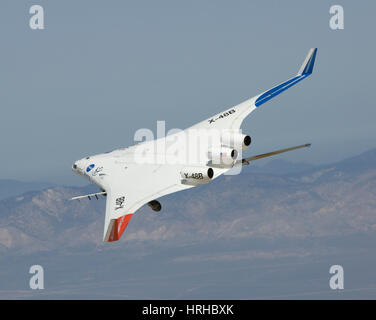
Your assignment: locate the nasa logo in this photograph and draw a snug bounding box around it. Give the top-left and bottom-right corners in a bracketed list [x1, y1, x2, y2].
[86, 164, 95, 173]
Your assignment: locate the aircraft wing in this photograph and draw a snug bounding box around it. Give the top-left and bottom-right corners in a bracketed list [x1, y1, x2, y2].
[100, 162, 192, 242]
[189, 48, 317, 131]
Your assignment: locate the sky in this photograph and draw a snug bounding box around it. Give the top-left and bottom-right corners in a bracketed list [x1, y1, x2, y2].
[0, 0, 375, 185]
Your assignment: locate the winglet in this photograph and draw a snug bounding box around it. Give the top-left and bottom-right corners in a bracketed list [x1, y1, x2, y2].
[297, 48, 317, 76]
[105, 214, 133, 242]
[254, 48, 318, 107]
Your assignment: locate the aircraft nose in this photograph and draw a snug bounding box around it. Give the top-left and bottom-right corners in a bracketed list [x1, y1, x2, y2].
[72, 161, 84, 174]
[72, 162, 79, 172]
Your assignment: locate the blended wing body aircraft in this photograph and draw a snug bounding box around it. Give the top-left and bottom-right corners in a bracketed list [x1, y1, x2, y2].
[72, 48, 317, 242]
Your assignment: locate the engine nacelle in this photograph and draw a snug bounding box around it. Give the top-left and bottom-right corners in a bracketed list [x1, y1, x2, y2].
[180, 167, 214, 185]
[207, 146, 238, 167]
[221, 132, 252, 151]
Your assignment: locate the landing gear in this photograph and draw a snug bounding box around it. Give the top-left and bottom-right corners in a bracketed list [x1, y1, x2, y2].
[147, 200, 162, 212]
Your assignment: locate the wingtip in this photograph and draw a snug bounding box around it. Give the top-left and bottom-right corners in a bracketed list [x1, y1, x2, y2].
[298, 48, 317, 76]
[103, 213, 133, 242]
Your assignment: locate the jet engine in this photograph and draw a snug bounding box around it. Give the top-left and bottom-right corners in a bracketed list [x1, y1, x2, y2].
[207, 146, 238, 167]
[180, 167, 214, 185]
[221, 133, 252, 151]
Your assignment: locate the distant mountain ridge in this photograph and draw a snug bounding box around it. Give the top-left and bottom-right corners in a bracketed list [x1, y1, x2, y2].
[1, 147, 376, 255]
[249, 158, 315, 175]
[0, 179, 54, 201]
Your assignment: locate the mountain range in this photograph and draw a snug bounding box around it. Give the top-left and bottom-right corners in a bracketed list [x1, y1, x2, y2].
[1, 148, 376, 298]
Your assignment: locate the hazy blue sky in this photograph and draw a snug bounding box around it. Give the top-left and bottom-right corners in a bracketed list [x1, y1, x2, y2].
[1, 0, 375, 184]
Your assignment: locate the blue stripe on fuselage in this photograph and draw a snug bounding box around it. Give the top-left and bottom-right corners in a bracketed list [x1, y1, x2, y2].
[255, 74, 308, 107]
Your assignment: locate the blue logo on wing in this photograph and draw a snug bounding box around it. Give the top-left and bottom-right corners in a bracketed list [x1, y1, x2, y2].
[86, 164, 95, 173]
